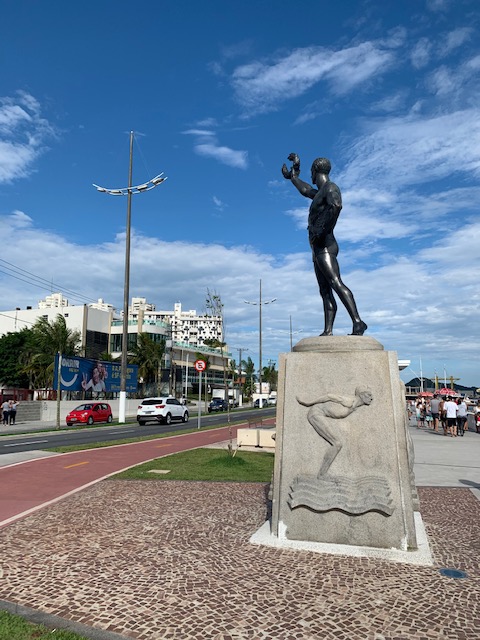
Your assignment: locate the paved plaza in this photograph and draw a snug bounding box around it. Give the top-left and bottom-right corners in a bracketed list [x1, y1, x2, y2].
[0, 421, 479, 639]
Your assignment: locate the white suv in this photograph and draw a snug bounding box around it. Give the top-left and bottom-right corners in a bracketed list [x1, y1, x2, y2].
[137, 397, 189, 425]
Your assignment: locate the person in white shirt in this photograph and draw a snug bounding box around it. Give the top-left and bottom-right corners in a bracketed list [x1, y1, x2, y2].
[1, 400, 10, 425]
[444, 396, 458, 437]
[456, 398, 468, 436]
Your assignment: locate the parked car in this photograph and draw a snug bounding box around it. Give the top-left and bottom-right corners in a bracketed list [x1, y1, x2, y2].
[137, 397, 189, 425]
[268, 396, 277, 406]
[66, 402, 113, 426]
[208, 398, 228, 412]
[254, 398, 269, 408]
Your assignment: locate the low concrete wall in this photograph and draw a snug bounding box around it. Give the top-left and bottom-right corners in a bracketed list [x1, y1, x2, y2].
[237, 427, 276, 448]
[40, 399, 140, 422]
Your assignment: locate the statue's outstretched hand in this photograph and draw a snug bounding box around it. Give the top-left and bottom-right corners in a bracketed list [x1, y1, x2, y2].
[281, 163, 292, 179]
[284, 152, 300, 178]
[287, 152, 300, 168]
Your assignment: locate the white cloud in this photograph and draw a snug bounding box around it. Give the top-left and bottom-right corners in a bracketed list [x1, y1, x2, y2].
[0, 209, 477, 385]
[426, 0, 451, 11]
[443, 27, 473, 53]
[370, 91, 408, 113]
[426, 65, 458, 96]
[340, 108, 480, 190]
[411, 38, 432, 69]
[183, 125, 248, 169]
[213, 195, 225, 210]
[0, 92, 56, 184]
[195, 143, 248, 169]
[231, 40, 398, 115]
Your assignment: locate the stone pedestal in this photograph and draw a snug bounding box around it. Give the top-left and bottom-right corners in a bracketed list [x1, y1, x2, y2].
[271, 336, 417, 551]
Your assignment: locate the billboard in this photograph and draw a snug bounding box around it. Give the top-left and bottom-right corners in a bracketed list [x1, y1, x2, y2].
[53, 356, 138, 393]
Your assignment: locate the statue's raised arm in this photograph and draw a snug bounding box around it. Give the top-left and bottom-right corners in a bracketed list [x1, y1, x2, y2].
[282, 153, 317, 200]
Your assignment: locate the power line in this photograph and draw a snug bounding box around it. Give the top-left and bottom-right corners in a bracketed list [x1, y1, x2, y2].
[0, 311, 37, 326]
[0, 259, 104, 307]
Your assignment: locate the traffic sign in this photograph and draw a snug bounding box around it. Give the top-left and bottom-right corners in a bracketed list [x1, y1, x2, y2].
[194, 359, 206, 372]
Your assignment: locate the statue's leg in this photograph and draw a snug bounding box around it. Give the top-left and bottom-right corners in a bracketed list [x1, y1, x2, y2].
[317, 253, 367, 335]
[307, 409, 342, 476]
[313, 259, 336, 335]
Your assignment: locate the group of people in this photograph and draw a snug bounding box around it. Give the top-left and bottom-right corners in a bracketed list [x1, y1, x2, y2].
[1, 399, 19, 426]
[412, 394, 476, 437]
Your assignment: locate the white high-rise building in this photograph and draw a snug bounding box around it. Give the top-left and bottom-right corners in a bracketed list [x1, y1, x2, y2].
[128, 301, 223, 348]
[89, 298, 116, 313]
[38, 293, 69, 309]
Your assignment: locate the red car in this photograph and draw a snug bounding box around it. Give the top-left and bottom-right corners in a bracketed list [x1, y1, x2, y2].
[66, 402, 113, 426]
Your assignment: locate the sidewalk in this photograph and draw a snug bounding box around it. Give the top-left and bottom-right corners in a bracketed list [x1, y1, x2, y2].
[0, 421, 479, 639]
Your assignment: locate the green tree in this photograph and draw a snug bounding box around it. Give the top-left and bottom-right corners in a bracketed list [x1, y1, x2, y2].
[242, 356, 256, 399]
[205, 289, 231, 410]
[29, 314, 82, 388]
[130, 333, 165, 394]
[98, 351, 118, 362]
[262, 362, 278, 390]
[0, 328, 32, 388]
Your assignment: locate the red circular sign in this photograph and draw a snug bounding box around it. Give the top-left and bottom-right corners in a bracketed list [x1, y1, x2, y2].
[194, 359, 206, 372]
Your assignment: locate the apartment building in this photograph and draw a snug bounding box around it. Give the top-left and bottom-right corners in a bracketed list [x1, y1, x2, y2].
[0, 294, 113, 359]
[129, 299, 223, 347]
[0, 293, 230, 392]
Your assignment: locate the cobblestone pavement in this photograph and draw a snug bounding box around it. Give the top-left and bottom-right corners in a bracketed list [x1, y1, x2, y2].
[0, 481, 479, 639]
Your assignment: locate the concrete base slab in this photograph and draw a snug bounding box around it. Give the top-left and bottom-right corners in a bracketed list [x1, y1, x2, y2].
[250, 511, 433, 566]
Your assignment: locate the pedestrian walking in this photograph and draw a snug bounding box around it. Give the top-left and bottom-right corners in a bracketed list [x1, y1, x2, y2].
[1, 399, 10, 425]
[430, 393, 441, 432]
[9, 399, 19, 425]
[444, 396, 458, 437]
[439, 396, 448, 435]
[416, 399, 425, 428]
[456, 397, 467, 436]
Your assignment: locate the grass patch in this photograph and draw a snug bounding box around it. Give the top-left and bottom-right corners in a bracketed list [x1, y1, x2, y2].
[111, 447, 274, 482]
[0, 610, 89, 640]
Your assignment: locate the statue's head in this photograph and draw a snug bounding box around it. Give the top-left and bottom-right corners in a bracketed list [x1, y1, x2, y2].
[311, 157, 331, 183]
[355, 385, 373, 406]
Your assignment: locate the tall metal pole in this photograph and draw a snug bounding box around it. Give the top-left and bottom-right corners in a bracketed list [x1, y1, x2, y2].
[244, 282, 275, 404]
[93, 133, 166, 421]
[259, 279, 263, 397]
[119, 131, 134, 423]
[56, 351, 62, 429]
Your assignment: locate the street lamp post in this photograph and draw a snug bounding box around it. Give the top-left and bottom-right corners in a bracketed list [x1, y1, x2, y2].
[93, 130, 167, 423]
[289, 315, 303, 351]
[244, 279, 276, 399]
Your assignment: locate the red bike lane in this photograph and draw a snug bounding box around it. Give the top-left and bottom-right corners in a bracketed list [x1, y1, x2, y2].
[0, 424, 242, 529]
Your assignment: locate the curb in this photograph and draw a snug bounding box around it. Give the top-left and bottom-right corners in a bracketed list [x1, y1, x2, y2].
[0, 599, 130, 640]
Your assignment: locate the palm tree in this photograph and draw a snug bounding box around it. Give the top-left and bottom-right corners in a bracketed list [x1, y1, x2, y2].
[130, 333, 165, 396]
[29, 314, 81, 389]
[262, 363, 278, 390]
[242, 356, 256, 400]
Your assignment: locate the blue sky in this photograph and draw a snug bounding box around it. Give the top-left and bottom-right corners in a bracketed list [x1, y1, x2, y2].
[1, 0, 479, 387]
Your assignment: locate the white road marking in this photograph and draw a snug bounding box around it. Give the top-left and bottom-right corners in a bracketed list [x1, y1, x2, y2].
[3, 440, 49, 447]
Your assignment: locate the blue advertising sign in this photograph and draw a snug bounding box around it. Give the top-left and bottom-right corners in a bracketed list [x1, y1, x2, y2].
[53, 356, 138, 393]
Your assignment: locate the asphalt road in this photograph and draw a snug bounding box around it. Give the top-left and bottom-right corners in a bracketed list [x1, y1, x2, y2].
[0, 407, 276, 455]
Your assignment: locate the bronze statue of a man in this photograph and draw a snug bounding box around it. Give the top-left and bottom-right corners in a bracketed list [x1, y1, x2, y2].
[282, 153, 367, 336]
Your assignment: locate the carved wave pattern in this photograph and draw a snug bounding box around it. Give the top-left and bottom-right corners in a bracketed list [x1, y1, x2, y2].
[288, 474, 394, 516]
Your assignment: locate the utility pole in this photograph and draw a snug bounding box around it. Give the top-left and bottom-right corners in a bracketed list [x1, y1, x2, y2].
[244, 279, 276, 400]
